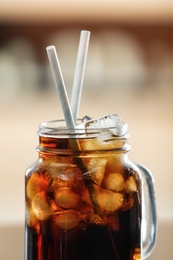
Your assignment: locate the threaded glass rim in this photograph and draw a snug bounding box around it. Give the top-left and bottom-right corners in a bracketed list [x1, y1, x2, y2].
[38, 119, 128, 139]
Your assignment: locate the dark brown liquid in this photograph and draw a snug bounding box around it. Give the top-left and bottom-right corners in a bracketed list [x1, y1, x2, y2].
[25, 137, 141, 260]
[26, 193, 140, 260]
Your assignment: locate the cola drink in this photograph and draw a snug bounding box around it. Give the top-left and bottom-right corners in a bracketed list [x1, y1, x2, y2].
[25, 118, 141, 260]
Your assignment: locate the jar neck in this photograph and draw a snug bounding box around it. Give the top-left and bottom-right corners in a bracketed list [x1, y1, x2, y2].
[37, 119, 130, 159]
[37, 135, 131, 160]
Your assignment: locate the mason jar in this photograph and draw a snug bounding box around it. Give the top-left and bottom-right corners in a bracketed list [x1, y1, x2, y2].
[25, 119, 157, 260]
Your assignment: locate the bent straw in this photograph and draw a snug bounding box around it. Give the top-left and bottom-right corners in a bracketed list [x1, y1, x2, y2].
[71, 30, 90, 122]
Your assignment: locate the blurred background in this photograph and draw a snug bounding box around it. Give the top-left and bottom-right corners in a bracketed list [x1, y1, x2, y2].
[0, 1, 173, 259]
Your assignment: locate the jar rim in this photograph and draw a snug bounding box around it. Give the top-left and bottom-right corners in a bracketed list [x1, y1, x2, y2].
[38, 119, 128, 139]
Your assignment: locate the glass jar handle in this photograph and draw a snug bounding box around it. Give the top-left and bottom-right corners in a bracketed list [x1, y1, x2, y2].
[136, 163, 157, 259]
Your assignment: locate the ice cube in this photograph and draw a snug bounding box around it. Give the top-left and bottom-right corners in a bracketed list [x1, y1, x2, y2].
[32, 191, 51, 221]
[54, 187, 81, 209]
[53, 209, 81, 230]
[51, 168, 76, 188]
[81, 115, 92, 122]
[125, 176, 137, 193]
[103, 172, 125, 192]
[84, 114, 127, 136]
[50, 167, 85, 193]
[84, 158, 107, 186]
[26, 173, 49, 200]
[26, 203, 39, 228]
[79, 114, 127, 151]
[106, 157, 123, 173]
[81, 185, 123, 213]
[68, 202, 105, 226]
[95, 186, 124, 213]
[50, 199, 63, 213]
[80, 138, 105, 150]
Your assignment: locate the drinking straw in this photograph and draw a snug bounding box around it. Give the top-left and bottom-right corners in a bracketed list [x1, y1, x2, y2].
[71, 30, 90, 122]
[46, 40, 100, 212]
[46, 45, 76, 129]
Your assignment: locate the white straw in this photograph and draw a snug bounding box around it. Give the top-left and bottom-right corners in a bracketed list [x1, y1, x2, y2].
[71, 30, 90, 122]
[46, 45, 75, 129]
